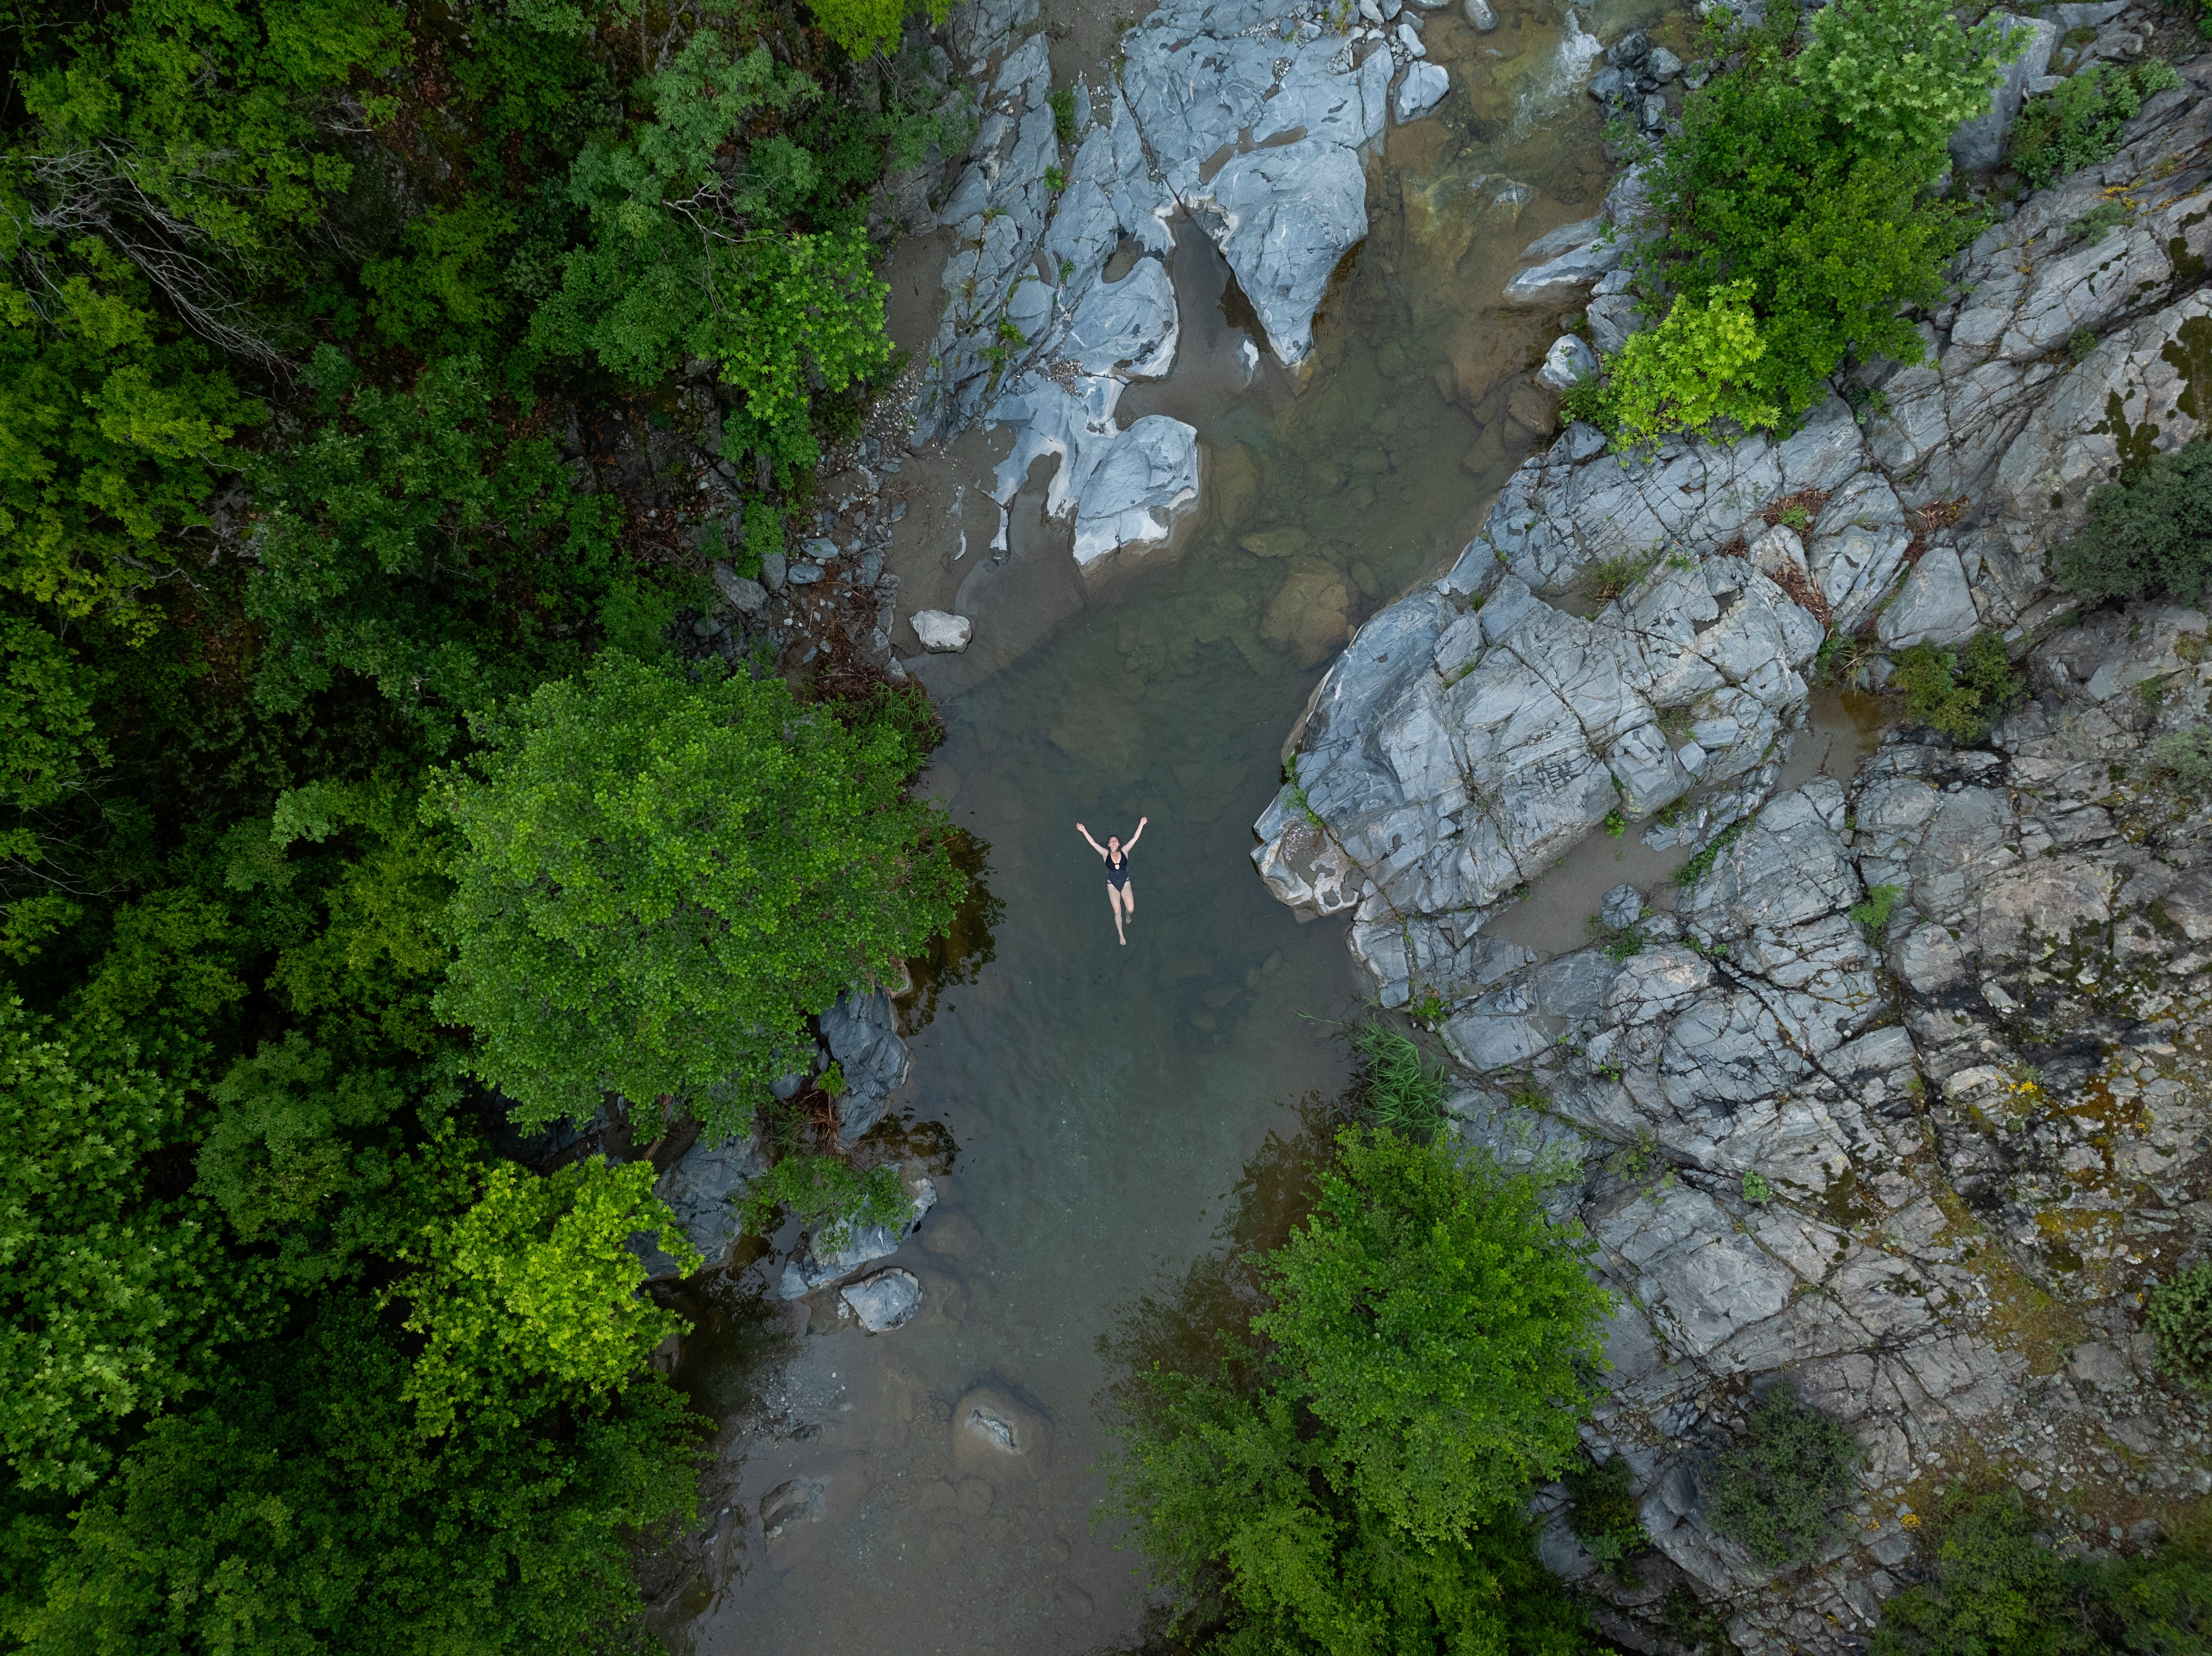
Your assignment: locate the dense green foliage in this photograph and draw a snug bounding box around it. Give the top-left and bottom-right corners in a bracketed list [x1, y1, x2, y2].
[436, 656, 960, 1139]
[0, 0, 970, 1642]
[2148, 1262, 2212, 1389]
[1105, 1129, 1611, 1653]
[2009, 61, 2183, 189]
[1348, 1020, 1452, 1142]
[2054, 437, 2212, 605]
[737, 1153, 910, 1250]
[1602, 281, 1778, 443]
[1873, 1488, 2212, 1656]
[1595, 0, 2003, 439]
[1706, 1383, 1862, 1568]
[1891, 633, 2027, 742]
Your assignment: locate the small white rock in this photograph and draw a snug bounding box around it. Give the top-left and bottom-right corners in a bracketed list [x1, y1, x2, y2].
[1537, 334, 1599, 390]
[1463, 0, 1498, 27]
[1396, 18, 1427, 55]
[911, 609, 973, 653]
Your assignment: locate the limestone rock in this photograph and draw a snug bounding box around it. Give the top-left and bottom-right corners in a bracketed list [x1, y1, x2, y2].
[1539, 334, 1599, 390]
[819, 988, 912, 1141]
[1073, 416, 1201, 569]
[1949, 13, 2059, 172]
[1396, 61, 1450, 122]
[841, 1268, 922, 1333]
[712, 562, 769, 613]
[911, 609, 973, 653]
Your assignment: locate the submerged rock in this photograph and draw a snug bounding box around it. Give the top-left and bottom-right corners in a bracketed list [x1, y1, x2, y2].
[1395, 62, 1450, 122]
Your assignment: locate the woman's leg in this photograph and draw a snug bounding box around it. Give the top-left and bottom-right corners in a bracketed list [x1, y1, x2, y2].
[1108, 884, 1126, 944]
[1122, 880, 1135, 917]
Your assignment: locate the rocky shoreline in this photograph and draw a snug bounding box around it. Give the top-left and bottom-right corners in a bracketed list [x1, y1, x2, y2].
[1251, 28, 2212, 1654]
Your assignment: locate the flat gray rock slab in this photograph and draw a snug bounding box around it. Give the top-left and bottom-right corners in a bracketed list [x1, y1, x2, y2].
[841, 1268, 922, 1332]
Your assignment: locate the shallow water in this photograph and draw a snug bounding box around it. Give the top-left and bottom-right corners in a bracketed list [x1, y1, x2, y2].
[676, 10, 1667, 1651]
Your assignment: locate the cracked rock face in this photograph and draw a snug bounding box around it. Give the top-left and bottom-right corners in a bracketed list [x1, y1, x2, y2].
[913, 0, 1394, 570]
[1255, 54, 2212, 1656]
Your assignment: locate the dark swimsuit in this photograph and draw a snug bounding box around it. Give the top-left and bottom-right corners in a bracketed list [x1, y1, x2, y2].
[1106, 849, 1130, 890]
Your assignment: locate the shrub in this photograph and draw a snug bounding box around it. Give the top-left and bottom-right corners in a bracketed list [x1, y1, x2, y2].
[2068, 201, 2129, 244]
[1706, 1382, 1862, 1568]
[1601, 281, 1781, 442]
[2152, 726, 2212, 793]
[1104, 1129, 1611, 1652]
[1795, 0, 2019, 169]
[1565, 1453, 1649, 1574]
[1350, 1020, 1452, 1142]
[2053, 437, 2212, 604]
[1870, 1487, 2066, 1656]
[1638, 38, 1975, 423]
[1874, 1487, 2212, 1656]
[2009, 60, 2183, 188]
[2148, 1261, 2212, 1388]
[1048, 83, 1077, 144]
[1741, 1170, 1774, 1204]
[737, 1153, 908, 1251]
[1890, 633, 2025, 742]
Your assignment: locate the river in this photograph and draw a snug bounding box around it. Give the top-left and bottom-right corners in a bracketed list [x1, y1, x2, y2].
[665, 5, 1655, 1648]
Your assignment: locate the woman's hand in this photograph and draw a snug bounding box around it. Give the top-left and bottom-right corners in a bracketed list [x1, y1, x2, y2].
[1075, 821, 1087, 834]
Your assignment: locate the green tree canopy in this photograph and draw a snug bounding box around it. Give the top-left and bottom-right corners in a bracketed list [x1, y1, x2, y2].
[1106, 1129, 1611, 1654]
[435, 654, 960, 1136]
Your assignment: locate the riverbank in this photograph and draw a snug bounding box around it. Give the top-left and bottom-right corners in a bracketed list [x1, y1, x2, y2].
[1251, 21, 2212, 1651]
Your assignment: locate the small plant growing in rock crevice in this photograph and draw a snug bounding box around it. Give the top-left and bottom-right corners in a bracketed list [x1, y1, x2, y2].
[2147, 1261, 2212, 1388]
[1741, 1169, 1774, 1204]
[1849, 883, 1902, 932]
[1706, 1382, 1863, 1568]
[1565, 1453, 1649, 1577]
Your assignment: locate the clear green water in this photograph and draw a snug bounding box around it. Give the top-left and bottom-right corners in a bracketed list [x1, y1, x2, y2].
[673, 8, 1652, 1647]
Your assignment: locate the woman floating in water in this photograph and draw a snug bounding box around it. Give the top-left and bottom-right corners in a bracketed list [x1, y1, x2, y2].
[1076, 816, 1148, 945]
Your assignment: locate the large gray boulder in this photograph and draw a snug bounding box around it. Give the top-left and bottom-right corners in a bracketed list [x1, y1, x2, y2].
[1072, 415, 1201, 570]
[1191, 138, 1370, 368]
[819, 988, 913, 1142]
[630, 1130, 770, 1278]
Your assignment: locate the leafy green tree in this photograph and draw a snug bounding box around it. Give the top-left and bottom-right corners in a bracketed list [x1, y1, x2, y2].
[531, 32, 889, 476]
[15, 1299, 706, 1656]
[245, 350, 630, 740]
[390, 1155, 695, 1438]
[1795, 0, 2019, 169]
[0, 613, 105, 961]
[1601, 280, 1780, 441]
[1106, 1129, 1610, 1653]
[435, 654, 961, 1136]
[0, 1002, 271, 1496]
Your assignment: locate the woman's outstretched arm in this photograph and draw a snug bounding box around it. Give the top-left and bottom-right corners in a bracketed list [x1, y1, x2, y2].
[1123, 815, 1150, 851]
[1075, 822, 1108, 858]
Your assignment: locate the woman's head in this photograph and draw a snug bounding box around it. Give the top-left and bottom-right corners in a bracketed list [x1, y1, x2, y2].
[1108, 835, 1121, 851]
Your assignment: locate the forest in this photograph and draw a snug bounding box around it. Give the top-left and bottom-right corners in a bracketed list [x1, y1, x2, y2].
[0, 0, 968, 1646]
